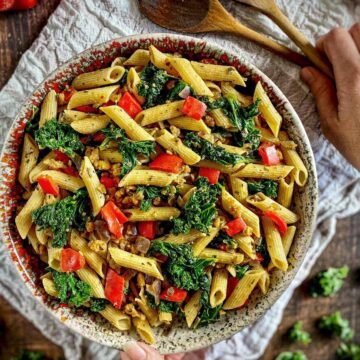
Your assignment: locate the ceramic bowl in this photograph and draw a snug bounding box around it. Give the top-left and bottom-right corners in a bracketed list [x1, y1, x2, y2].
[0, 33, 318, 354]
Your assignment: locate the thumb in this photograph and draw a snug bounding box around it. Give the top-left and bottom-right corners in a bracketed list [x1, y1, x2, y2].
[300, 66, 338, 133]
[121, 341, 163, 360]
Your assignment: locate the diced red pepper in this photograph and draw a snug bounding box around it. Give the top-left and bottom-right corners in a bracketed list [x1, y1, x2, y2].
[154, 253, 168, 263]
[225, 217, 247, 236]
[227, 277, 239, 298]
[219, 243, 228, 251]
[80, 135, 92, 145]
[61, 166, 79, 177]
[118, 92, 142, 118]
[149, 153, 184, 174]
[263, 211, 288, 236]
[160, 286, 188, 302]
[181, 96, 207, 120]
[138, 221, 156, 240]
[258, 143, 280, 166]
[0, 0, 15, 11]
[59, 87, 76, 104]
[101, 100, 115, 107]
[75, 105, 98, 113]
[198, 167, 220, 184]
[60, 248, 85, 272]
[54, 150, 71, 164]
[37, 175, 59, 196]
[12, 0, 37, 10]
[101, 201, 128, 238]
[256, 252, 264, 262]
[105, 268, 125, 309]
[100, 174, 118, 190]
[92, 132, 106, 143]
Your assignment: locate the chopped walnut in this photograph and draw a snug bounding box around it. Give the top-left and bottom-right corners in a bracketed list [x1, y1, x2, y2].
[44, 159, 67, 169]
[170, 125, 181, 137]
[204, 114, 215, 127]
[110, 164, 122, 177]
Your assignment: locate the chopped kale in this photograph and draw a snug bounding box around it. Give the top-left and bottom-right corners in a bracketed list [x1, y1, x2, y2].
[171, 177, 220, 235]
[208, 231, 237, 249]
[336, 343, 360, 360]
[275, 351, 308, 360]
[318, 311, 354, 341]
[101, 124, 155, 175]
[167, 80, 188, 101]
[11, 351, 46, 360]
[32, 188, 89, 248]
[247, 179, 278, 199]
[184, 132, 251, 166]
[136, 185, 170, 211]
[119, 68, 128, 87]
[256, 238, 271, 267]
[234, 264, 251, 280]
[288, 321, 311, 345]
[197, 96, 226, 110]
[49, 268, 91, 307]
[25, 105, 40, 137]
[197, 304, 222, 328]
[90, 298, 110, 312]
[309, 266, 349, 298]
[148, 241, 214, 292]
[159, 300, 182, 314]
[34, 118, 84, 156]
[137, 63, 171, 108]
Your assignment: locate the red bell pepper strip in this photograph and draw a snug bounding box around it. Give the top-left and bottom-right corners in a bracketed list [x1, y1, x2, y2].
[118, 92, 142, 118]
[0, 0, 15, 11]
[60, 248, 85, 272]
[160, 286, 188, 302]
[54, 150, 71, 164]
[75, 105, 98, 113]
[92, 132, 106, 143]
[105, 268, 125, 309]
[37, 175, 59, 196]
[258, 143, 280, 166]
[12, 0, 37, 9]
[263, 211, 288, 236]
[219, 243, 228, 251]
[154, 253, 168, 263]
[149, 153, 184, 174]
[100, 174, 118, 190]
[225, 217, 247, 236]
[60, 166, 79, 177]
[101, 100, 115, 107]
[227, 277, 239, 298]
[138, 221, 156, 240]
[181, 96, 207, 120]
[101, 201, 128, 238]
[198, 167, 220, 184]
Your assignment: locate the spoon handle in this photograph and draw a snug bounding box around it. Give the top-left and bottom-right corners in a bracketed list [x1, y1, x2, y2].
[265, 4, 333, 78]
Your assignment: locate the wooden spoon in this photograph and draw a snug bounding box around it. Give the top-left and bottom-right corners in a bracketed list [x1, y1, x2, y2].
[139, 0, 310, 67]
[234, 0, 333, 77]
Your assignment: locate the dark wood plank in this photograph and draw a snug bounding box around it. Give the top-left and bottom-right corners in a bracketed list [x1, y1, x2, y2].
[261, 212, 360, 360]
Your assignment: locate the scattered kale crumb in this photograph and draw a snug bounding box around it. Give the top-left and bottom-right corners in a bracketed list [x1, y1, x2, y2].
[336, 343, 360, 360]
[275, 351, 308, 360]
[318, 311, 354, 341]
[288, 321, 311, 345]
[90, 298, 109, 312]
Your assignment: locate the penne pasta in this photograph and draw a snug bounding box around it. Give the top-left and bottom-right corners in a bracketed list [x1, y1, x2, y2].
[229, 177, 248, 203]
[156, 229, 205, 245]
[29, 151, 56, 183]
[192, 227, 219, 256]
[39, 90, 57, 127]
[99, 149, 123, 163]
[42, 278, 59, 297]
[133, 316, 155, 344]
[184, 290, 202, 328]
[127, 67, 145, 104]
[210, 109, 233, 129]
[77, 266, 105, 298]
[149, 45, 178, 75]
[193, 160, 242, 174]
[221, 82, 252, 106]
[168, 116, 211, 134]
[18, 134, 39, 190]
[199, 248, 244, 264]
[124, 207, 181, 222]
[277, 177, 295, 208]
[100, 305, 131, 330]
[70, 115, 110, 134]
[210, 269, 228, 307]
[233, 234, 256, 259]
[232, 164, 294, 180]
[36, 170, 84, 192]
[123, 49, 150, 66]
[119, 168, 176, 187]
[269, 226, 296, 270]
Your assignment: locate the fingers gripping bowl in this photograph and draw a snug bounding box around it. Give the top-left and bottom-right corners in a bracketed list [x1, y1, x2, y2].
[0, 34, 317, 353]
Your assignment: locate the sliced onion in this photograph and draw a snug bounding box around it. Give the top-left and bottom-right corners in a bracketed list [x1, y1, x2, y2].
[93, 220, 111, 241]
[134, 236, 151, 254]
[178, 86, 191, 99]
[146, 279, 161, 305]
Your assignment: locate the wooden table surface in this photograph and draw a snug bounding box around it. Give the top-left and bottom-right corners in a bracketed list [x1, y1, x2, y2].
[0, 2, 359, 360]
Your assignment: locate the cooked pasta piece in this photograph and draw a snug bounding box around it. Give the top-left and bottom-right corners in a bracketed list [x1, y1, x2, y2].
[155, 229, 204, 245]
[191, 62, 245, 86]
[167, 57, 213, 96]
[262, 216, 288, 271]
[254, 82, 282, 137]
[67, 85, 119, 109]
[70, 115, 110, 134]
[29, 151, 56, 183]
[18, 134, 39, 190]
[42, 278, 59, 297]
[277, 177, 295, 208]
[252, 264, 270, 294]
[232, 164, 293, 180]
[210, 269, 228, 307]
[233, 235, 256, 259]
[123, 49, 150, 66]
[193, 160, 241, 174]
[210, 109, 233, 129]
[246, 192, 299, 224]
[15, 187, 45, 239]
[70, 230, 106, 278]
[168, 116, 211, 134]
[135, 290, 160, 327]
[99, 149, 123, 163]
[27, 226, 40, 254]
[47, 244, 62, 272]
[127, 67, 145, 104]
[149, 45, 178, 75]
[76, 266, 105, 298]
[199, 248, 244, 264]
[63, 109, 93, 122]
[79, 156, 105, 216]
[119, 168, 176, 187]
[109, 247, 163, 280]
[136, 100, 184, 126]
[192, 227, 219, 256]
[133, 316, 155, 344]
[269, 226, 296, 270]
[154, 129, 201, 165]
[111, 57, 127, 67]
[124, 207, 181, 222]
[184, 290, 202, 328]
[100, 105, 154, 141]
[159, 311, 172, 324]
[257, 126, 280, 144]
[221, 82, 252, 106]
[218, 143, 249, 155]
[99, 305, 131, 330]
[36, 170, 84, 192]
[35, 226, 49, 245]
[39, 90, 57, 127]
[221, 189, 260, 237]
[205, 81, 222, 97]
[229, 177, 248, 203]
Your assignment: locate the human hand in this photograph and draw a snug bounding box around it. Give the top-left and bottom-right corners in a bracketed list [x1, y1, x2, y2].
[300, 23, 360, 170]
[120, 341, 185, 360]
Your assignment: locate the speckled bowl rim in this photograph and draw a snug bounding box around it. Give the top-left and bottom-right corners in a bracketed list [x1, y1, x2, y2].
[0, 33, 318, 354]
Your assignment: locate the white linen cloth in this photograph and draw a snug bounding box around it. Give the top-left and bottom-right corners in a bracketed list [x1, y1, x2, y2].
[0, 1, 359, 359]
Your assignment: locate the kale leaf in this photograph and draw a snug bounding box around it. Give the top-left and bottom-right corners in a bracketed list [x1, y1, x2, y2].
[247, 179, 278, 199]
[208, 231, 237, 249]
[32, 188, 89, 248]
[171, 177, 220, 235]
[288, 321, 311, 345]
[137, 63, 171, 108]
[256, 238, 271, 267]
[49, 268, 91, 307]
[34, 119, 84, 156]
[167, 80, 188, 101]
[11, 351, 46, 360]
[119, 69, 128, 87]
[309, 266, 349, 298]
[25, 105, 40, 137]
[197, 304, 222, 328]
[336, 343, 360, 360]
[136, 185, 170, 211]
[184, 132, 249, 166]
[275, 351, 308, 360]
[90, 298, 110, 312]
[318, 311, 354, 341]
[234, 264, 251, 279]
[101, 124, 155, 175]
[159, 300, 182, 314]
[148, 241, 214, 292]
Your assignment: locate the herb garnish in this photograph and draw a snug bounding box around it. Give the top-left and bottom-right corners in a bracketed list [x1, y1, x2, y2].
[32, 188, 89, 248]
